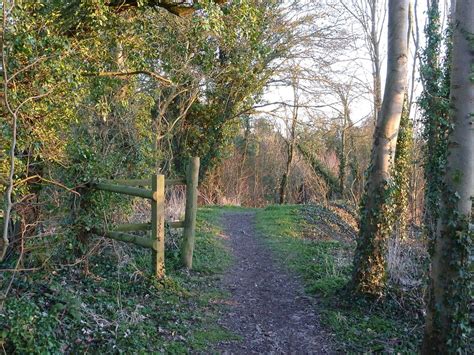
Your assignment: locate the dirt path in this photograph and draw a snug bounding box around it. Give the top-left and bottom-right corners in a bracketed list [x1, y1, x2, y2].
[215, 211, 333, 354]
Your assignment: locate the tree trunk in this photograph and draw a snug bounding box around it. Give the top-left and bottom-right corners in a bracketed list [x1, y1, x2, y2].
[338, 98, 349, 196]
[339, 125, 346, 195]
[351, 0, 409, 296]
[371, 0, 382, 125]
[279, 72, 299, 204]
[422, 0, 473, 351]
[279, 114, 297, 204]
[278, 171, 289, 204]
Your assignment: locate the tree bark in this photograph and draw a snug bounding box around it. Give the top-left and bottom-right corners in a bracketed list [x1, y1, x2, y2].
[422, 0, 473, 351]
[351, 0, 409, 296]
[338, 96, 350, 196]
[339, 124, 346, 195]
[370, 0, 383, 125]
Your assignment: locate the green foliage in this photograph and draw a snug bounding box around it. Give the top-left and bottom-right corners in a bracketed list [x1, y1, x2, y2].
[0, 298, 63, 353]
[321, 309, 418, 352]
[1, 0, 287, 267]
[170, 0, 288, 177]
[0, 207, 234, 353]
[1, 0, 320, 287]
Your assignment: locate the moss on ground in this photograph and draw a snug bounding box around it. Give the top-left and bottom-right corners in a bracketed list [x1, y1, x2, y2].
[0, 206, 234, 354]
[255, 204, 423, 352]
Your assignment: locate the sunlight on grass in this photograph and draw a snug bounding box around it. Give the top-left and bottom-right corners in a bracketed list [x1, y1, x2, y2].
[255, 204, 421, 353]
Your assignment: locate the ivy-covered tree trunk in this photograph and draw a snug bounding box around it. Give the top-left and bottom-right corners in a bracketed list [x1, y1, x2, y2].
[421, 0, 473, 351]
[392, 94, 413, 239]
[338, 104, 348, 197]
[420, 0, 452, 242]
[351, 0, 409, 296]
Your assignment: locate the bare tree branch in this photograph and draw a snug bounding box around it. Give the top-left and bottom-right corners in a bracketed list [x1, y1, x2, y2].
[84, 70, 173, 85]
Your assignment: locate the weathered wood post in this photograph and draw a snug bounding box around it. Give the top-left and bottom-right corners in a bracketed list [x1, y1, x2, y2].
[151, 174, 165, 278]
[181, 157, 200, 269]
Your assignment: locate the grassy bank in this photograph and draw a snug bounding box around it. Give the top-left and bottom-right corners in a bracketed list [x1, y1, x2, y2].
[1, 207, 233, 353]
[255, 204, 423, 352]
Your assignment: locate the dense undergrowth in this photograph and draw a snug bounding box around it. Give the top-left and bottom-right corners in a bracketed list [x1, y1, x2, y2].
[255, 204, 424, 352]
[0, 207, 233, 354]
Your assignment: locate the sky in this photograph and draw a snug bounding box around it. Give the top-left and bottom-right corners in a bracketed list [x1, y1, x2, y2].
[257, 0, 445, 136]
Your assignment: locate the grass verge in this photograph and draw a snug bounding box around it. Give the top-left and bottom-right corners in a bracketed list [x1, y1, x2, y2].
[255, 204, 423, 352]
[1, 206, 233, 354]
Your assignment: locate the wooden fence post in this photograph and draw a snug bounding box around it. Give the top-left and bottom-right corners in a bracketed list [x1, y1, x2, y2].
[181, 157, 200, 269]
[151, 174, 165, 278]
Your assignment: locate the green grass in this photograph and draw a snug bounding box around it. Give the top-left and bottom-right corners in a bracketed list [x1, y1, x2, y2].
[255, 204, 422, 353]
[255, 205, 351, 296]
[0, 206, 234, 354]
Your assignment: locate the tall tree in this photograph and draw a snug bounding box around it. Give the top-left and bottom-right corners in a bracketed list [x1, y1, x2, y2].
[392, 2, 414, 240]
[351, 0, 409, 296]
[329, 80, 358, 197]
[422, 0, 473, 351]
[279, 68, 300, 204]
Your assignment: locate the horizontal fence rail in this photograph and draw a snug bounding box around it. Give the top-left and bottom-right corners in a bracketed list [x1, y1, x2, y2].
[103, 178, 150, 186]
[103, 178, 186, 187]
[89, 157, 200, 278]
[114, 223, 151, 232]
[93, 182, 155, 200]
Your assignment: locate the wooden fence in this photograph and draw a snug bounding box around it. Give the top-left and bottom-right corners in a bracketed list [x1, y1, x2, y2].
[90, 157, 200, 278]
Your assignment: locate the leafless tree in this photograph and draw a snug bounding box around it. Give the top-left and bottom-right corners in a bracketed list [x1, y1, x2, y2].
[278, 67, 301, 204]
[340, 0, 386, 125]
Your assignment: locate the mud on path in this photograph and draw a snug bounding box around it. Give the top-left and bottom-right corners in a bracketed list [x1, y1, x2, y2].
[215, 211, 333, 354]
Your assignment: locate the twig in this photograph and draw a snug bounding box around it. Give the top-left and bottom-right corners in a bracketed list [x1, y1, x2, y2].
[7, 55, 48, 83]
[14, 174, 81, 196]
[84, 70, 173, 85]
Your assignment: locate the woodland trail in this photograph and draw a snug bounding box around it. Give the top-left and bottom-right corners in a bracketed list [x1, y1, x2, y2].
[215, 211, 333, 354]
